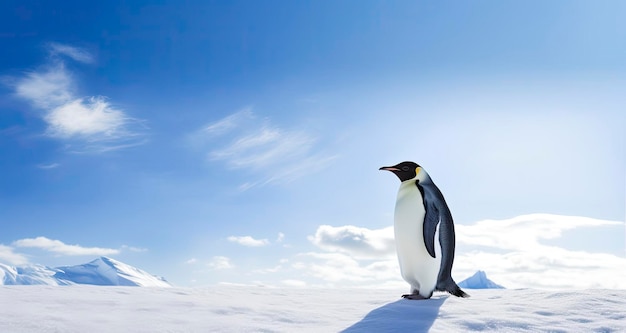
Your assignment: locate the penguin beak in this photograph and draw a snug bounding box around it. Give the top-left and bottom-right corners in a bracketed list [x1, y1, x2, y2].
[379, 166, 400, 172]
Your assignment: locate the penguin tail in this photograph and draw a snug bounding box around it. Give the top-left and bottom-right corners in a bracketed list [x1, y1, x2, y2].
[437, 279, 470, 298]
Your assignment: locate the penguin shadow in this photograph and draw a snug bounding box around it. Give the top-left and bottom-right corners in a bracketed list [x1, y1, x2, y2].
[341, 295, 448, 333]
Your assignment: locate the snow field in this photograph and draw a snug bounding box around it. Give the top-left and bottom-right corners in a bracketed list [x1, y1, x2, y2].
[1, 286, 624, 332]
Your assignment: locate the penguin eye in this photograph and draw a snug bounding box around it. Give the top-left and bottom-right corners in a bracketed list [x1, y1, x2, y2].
[401, 166, 410, 171]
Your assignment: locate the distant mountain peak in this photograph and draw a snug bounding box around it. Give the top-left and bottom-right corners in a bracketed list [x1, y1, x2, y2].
[0, 257, 171, 287]
[458, 270, 505, 289]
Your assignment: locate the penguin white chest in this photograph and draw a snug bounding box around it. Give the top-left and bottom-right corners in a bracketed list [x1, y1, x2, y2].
[394, 180, 441, 297]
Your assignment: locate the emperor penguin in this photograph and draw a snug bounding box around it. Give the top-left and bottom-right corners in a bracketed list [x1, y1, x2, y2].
[380, 161, 468, 300]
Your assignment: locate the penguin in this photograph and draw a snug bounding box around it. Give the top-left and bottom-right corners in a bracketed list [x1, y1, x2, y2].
[380, 161, 468, 300]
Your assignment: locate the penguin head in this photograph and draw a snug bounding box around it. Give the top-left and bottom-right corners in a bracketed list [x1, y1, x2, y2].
[379, 161, 422, 182]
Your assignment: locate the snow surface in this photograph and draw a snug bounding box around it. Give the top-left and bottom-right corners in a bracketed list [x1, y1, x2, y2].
[0, 257, 171, 287]
[0, 286, 624, 332]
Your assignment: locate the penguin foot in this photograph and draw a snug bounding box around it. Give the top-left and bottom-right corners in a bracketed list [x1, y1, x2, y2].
[401, 293, 428, 300]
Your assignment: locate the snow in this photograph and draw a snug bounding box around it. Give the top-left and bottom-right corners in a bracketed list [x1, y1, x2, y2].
[0, 257, 171, 287]
[1, 259, 623, 331]
[458, 270, 505, 289]
[0, 286, 624, 332]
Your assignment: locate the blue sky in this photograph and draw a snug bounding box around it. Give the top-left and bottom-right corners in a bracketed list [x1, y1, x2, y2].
[1, 1, 625, 288]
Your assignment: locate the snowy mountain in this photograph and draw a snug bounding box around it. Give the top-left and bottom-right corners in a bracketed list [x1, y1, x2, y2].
[458, 270, 504, 289]
[0, 257, 171, 287]
[0, 263, 70, 285]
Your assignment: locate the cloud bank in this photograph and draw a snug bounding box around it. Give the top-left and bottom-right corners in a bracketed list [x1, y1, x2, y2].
[454, 214, 626, 289]
[0, 236, 146, 265]
[309, 225, 395, 259]
[13, 237, 120, 256]
[0, 245, 29, 266]
[290, 214, 626, 289]
[8, 42, 145, 152]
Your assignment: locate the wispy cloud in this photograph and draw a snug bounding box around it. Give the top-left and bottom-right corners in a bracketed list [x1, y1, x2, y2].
[14, 64, 73, 109]
[228, 235, 270, 247]
[0, 245, 29, 266]
[201, 108, 253, 137]
[12, 236, 120, 256]
[7, 42, 145, 152]
[37, 163, 60, 170]
[120, 245, 148, 253]
[48, 42, 94, 64]
[276, 232, 285, 243]
[208, 256, 234, 270]
[194, 108, 336, 188]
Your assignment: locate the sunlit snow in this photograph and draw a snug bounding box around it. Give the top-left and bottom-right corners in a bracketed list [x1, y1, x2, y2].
[1, 286, 624, 332]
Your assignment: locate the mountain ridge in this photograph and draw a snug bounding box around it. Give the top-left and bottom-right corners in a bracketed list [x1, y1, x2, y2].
[458, 270, 505, 289]
[0, 256, 171, 287]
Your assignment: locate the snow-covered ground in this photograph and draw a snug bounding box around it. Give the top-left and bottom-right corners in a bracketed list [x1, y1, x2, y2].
[1, 286, 624, 332]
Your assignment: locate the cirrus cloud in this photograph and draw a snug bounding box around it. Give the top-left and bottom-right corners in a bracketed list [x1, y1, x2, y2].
[193, 108, 337, 189]
[47, 42, 95, 64]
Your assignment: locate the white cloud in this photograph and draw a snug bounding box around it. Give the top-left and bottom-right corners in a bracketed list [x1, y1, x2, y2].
[309, 225, 395, 259]
[0, 245, 29, 265]
[300, 214, 626, 289]
[185, 258, 198, 264]
[453, 214, 626, 289]
[195, 109, 336, 188]
[276, 232, 285, 243]
[15, 65, 73, 109]
[227, 236, 270, 247]
[293, 252, 400, 286]
[8, 43, 145, 152]
[455, 213, 622, 251]
[45, 97, 127, 138]
[208, 256, 234, 270]
[120, 245, 148, 253]
[454, 248, 626, 290]
[48, 42, 94, 64]
[12, 236, 120, 256]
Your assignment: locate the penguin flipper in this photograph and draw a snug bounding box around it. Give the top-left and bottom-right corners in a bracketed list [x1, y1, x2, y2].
[417, 182, 439, 259]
